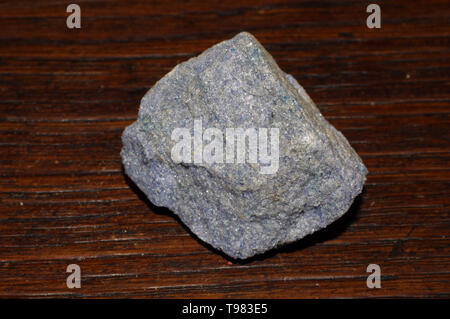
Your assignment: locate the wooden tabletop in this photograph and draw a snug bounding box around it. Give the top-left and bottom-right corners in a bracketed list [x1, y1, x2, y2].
[0, 0, 449, 298]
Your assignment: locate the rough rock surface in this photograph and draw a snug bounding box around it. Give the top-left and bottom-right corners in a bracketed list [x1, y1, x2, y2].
[121, 32, 368, 259]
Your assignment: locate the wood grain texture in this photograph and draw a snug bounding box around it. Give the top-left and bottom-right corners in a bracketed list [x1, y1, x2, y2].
[0, 0, 449, 298]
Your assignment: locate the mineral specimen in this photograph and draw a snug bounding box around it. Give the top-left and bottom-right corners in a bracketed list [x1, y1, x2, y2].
[121, 32, 367, 259]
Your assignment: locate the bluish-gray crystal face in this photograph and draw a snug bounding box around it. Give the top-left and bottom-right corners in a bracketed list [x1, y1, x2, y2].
[121, 32, 367, 259]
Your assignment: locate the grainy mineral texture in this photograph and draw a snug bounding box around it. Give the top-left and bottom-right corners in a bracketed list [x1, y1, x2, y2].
[121, 32, 367, 259]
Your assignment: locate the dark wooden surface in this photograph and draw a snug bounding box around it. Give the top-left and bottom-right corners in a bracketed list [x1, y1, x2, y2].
[0, 0, 449, 298]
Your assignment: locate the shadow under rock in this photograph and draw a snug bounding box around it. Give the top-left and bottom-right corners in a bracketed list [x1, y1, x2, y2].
[124, 172, 365, 264]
